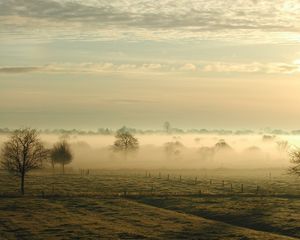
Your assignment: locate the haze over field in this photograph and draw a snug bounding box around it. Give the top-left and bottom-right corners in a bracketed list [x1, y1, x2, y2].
[1, 131, 299, 169]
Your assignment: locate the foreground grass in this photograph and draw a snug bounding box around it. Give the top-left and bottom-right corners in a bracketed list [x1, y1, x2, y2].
[135, 195, 300, 239]
[0, 169, 299, 239]
[0, 196, 297, 240]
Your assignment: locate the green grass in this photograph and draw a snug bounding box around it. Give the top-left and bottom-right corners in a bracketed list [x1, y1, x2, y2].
[135, 195, 300, 239]
[0, 169, 299, 239]
[0, 196, 297, 240]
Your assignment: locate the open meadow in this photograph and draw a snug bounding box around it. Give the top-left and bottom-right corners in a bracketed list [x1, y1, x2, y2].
[0, 169, 300, 239]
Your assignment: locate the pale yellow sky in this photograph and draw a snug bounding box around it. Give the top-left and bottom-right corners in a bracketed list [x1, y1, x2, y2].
[1, 0, 300, 129]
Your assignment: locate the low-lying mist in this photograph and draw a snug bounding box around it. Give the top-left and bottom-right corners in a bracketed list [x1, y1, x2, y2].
[1, 133, 299, 170]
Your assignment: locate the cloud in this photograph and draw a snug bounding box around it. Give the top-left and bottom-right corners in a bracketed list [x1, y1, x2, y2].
[0, 67, 42, 73]
[180, 64, 197, 71]
[1, 61, 299, 75]
[1, 0, 300, 42]
[202, 62, 300, 74]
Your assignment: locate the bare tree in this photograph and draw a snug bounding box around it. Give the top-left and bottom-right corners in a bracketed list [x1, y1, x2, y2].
[198, 146, 215, 161]
[163, 121, 171, 134]
[51, 141, 73, 174]
[277, 141, 289, 154]
[214, 139, 233, 152]
[113, 128, 139, 160]
[1, 128, 48, 195]
[164, 141, 184, 160]
[289, 148, 300, 176]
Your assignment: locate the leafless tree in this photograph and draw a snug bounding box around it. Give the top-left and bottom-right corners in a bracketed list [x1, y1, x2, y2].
[276, 141, 289, 154]
[1, 128, 48, 195]
[289, 148, 300, 176]
[198, 146, 215, 161]
[163, 121, 171, 134]
[164, 141, 184, 160]
[50, 141, 73, 174]
[214, 139, 233, 151]
[113, 128, 139, 160]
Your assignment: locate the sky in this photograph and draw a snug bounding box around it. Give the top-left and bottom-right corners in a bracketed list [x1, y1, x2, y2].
[1, 0, 300, 130]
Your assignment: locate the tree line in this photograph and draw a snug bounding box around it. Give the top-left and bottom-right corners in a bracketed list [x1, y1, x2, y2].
[1, 127, 300, 195]
[0, 127, 139, 195]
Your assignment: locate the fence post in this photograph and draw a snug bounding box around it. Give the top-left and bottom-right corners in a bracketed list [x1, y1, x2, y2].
[241, 184, 244, 193]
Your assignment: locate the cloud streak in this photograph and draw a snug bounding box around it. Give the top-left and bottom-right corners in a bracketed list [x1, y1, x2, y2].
[0, 67, 42, 74]
[1, 61, 299, 75]
[1, 0, 300, 42]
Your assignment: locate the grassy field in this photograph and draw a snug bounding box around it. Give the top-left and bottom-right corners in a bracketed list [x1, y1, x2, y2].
[0, 169, 299, 239]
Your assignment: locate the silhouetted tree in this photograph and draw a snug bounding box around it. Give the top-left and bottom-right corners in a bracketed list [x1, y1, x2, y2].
[198, 146, 215, 161]
[163, 121, 171, 134]
[244, 146, 262, 153]
[113, 128, 139, 159]
[1, 128, 48, 194]
[289, 148, 300, 176]
[277, 141, 289, 154]
[262, 135, 276, 142]
[164, 141, 184, 160]
[214, 139, 232, 151]
[51, 141, 73, 174]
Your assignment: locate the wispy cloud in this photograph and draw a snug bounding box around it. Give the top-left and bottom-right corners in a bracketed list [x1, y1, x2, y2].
[0, 67, 42, 73]
[1, 61, 299, 75]
[1, 0, 300, 42]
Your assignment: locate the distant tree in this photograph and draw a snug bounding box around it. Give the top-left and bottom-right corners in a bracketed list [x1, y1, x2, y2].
[1, 128, 48, 195]
[276, 141, 289, 154]
[262, 135, 276, 142]
[289, 148, 300, 176]
[49, 155, 55, 173]
[198, 146, 215, 161]
[51, 141, 73, 174]
[244, 146, 262, 153]
[163, 121, 171, 134]
[113, 128, 139, 160]
[214, 139, 233, 151]
[164, 141, 184, 160]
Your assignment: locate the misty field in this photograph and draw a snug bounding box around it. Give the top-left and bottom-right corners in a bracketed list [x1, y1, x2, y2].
[0, 169, 300, 239]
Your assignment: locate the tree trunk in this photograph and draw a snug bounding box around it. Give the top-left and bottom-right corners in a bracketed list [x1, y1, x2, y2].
[21, 173, 25, 195]
[62, 163, 65, 174]
[52, 161, 55, 175]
